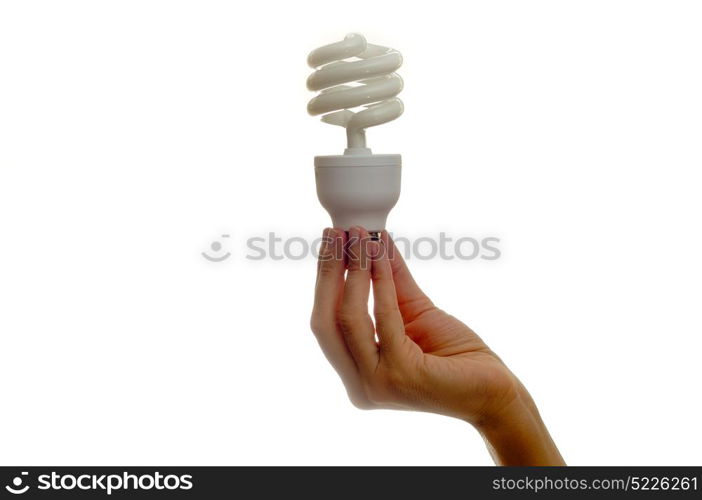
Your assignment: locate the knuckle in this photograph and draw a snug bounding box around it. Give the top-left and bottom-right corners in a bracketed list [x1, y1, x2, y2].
[372, 369, 411, 405]
[345, 385, 376, 410]
[364, 378, 395, 406]
[374, 307, 401, 323]
[346, 254, 367, 272]
[337, 307, 358, 333]
[362, 383, 383, 406]
[310, 313, 334, 337]
[346, 257, 361, 272]
[348, 394, 375, 410]
[309, 316, 322, 335]
[365, 385, 390, 406]
[317, 258, 337, 277]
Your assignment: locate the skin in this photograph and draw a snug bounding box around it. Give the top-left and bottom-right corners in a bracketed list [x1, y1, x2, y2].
[310, 226, 565, 466]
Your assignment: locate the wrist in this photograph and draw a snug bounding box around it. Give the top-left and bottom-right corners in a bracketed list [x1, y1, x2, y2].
[474, 384, 565, 466]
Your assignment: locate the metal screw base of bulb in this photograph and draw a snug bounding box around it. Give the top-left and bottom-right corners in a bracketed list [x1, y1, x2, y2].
[342, 230, 380, 241]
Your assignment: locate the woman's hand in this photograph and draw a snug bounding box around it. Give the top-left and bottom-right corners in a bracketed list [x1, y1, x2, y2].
[310, 226, 564, 465]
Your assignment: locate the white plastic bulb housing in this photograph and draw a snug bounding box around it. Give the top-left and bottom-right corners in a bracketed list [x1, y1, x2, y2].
[307, 33, 403, 232]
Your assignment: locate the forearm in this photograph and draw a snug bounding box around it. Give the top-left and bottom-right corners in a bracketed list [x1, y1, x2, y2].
[476, 386, 565, 466]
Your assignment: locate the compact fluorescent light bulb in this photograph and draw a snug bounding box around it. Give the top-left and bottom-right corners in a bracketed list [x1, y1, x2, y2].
[307, 33, 403, 233]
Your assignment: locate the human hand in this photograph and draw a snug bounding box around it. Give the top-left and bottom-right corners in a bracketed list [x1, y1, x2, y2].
[310, 227, 564, 465]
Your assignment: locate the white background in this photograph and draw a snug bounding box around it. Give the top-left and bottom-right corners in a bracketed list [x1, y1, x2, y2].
[1, 1, 700, 465]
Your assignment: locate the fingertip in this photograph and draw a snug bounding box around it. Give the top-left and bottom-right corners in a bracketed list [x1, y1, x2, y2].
[367, 240, 380, 258]
[349, 226, 361, 240]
